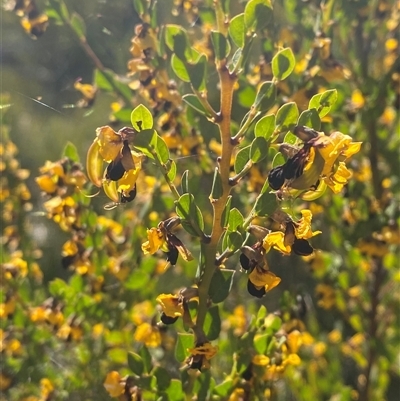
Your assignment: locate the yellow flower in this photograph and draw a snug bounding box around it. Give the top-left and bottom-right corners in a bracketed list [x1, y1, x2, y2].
[287, 330, 302, 354]
[295, 210, 322, 239]
[252, 354, 270, 366]
[315, 284, 336, 309]
[134, 323, 161, 348]
[96, 126, 123, 163]
[103, 371, 125, 398]
[40, 378, 54, 399]
[248, 268, 281, 292]
[36, 175, 58, 194]
[156, 294, 184, 318]
[283, 353, 301, 366]
[0, 298, 16, 319]
[317, 131, 361, 177]
[187, 342, 218, 359]
[263, 231, 291, 255]
[142, 227, 165, 255]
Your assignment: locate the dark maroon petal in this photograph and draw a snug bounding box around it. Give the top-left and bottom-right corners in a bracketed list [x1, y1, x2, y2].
[247, 280, 266, 298]
[292, 238, 314, 256]
[268, 166, 285, 190]
[106, 159, 125, 181]
[160, 313, 179, 325]
[120, 184, 137, 203]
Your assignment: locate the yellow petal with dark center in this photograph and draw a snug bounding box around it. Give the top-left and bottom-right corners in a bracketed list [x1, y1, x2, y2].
[156, 294, 184, 317]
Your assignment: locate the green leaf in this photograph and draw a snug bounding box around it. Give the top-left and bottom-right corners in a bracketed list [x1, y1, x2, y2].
[155, 135, 170, 164]
[153, 367, 171, 391]
[255, 114, 275, 139]
[297, 109, 321, 130]
[139, 346, 153, 374]
[172, 31, 189, 61]
[182, 94, 208, 116]
[94, 69, 113, 91]
[283, 131, 298, 145]
[272, 48, 295, 81]
[127, 352, 144, 376]
[187, 54, 207, 91]
[69, 274, 83, 293]
[244, 0, 273, 30]
[181, 170, 189, 193]
[175, 193, 204, 236]
[254, 191, 277, 217]
[133, 0, 147, 15]
[229, 14, 245, 48]
[228, 208, 244, 231]
[234, 145, 250, 174]
[166, 379, 184, 401]
[272, 152, 285, 167]
[112, 108, 132, 123]
[164, 25, 188, 54]
[228, 231, 243, 251]
[62, 141, 79, 162]
[132, 129, 156, 158]
[211, 167, 223, 200]
[230, 48, 243, 71]
[167, 160, 177, 181]
[309, 89, 338, 117]
[171, 54, 190, 82]
[214, 379, 234, 397]
[254, 333, 270, 354]
[254, 81, 276, 110]
[275, 102, 299, 134]
[256, 305, 268, 320]
[204, 306, 221, 341]
[238, 86, 256, 108]
[250, 136, 269, 163]
[131, 104, 153, 131]
[48, 278, 70, 298]
[221, 196, 232, 228]
[208, 269, 235, 303]
[70, 12, 86, 39]
[211, 31, 230, 60]
[175, 333, 194, 362]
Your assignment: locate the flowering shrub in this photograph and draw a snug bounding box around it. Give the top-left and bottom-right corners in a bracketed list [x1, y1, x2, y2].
[2, 1, 399, 401]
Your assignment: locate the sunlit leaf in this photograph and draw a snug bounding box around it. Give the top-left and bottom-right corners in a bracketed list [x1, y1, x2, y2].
[272, 48, 295, 81]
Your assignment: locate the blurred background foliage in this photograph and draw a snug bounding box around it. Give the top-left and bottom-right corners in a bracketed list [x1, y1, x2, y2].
[1, 0, 400, 400]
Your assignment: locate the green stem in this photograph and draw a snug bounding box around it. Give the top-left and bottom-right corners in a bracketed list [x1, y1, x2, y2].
[192, 88, 219, 121]
[231, 106, 259, 143]
[150, 149, 181, 201]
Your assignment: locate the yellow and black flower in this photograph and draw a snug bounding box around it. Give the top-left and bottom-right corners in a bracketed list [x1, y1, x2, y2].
[268, 125, 361, 196]
[156, 293, 184, 325]
[263, 209, 321, 256]
[240, 241, 281, 298]
[141, 217, 193, 265]
[86, 126, 142, 204]
[186, 341, 218, 371]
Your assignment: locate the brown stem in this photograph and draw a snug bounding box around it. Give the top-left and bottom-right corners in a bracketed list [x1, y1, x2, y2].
[196, 62, 237, 329]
